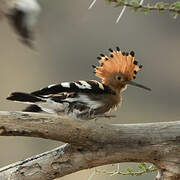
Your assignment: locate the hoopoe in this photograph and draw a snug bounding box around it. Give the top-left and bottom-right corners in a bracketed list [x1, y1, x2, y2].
[0, 0, 40, 47]
[7, 47, 151, 120]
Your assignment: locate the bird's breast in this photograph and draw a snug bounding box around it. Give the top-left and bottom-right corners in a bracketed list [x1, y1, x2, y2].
[88, 93, 121, 115]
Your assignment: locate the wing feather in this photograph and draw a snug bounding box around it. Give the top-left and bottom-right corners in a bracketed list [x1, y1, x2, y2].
[31, 80, 115, 96]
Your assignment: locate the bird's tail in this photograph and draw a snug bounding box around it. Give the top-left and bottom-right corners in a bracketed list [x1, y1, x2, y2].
[23, 105, 42, 112]
[6, 92, 44, 103]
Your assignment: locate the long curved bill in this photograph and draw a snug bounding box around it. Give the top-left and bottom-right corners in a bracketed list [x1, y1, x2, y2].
[127, 81, 151, 91]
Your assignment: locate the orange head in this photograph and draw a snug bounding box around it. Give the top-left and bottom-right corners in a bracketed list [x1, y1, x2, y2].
[93, 47, 151, 93]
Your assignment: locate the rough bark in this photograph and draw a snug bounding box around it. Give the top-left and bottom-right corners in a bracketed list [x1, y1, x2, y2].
[0, 111, 180, 180]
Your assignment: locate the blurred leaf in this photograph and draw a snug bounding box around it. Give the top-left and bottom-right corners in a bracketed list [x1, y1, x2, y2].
[155, 2, 167, 9]
[114, 0, 126, 7]
[141, 7, 149, 14]
[129, 0, 141, 6]
[127, 168, 133, 173]
[170, 2, 180, 10]
[171, 12, 179, 19]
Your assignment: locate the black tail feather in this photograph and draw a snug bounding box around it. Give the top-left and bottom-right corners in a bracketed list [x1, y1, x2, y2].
[7, 92, 43, 103]
[23, 105, 42, 112]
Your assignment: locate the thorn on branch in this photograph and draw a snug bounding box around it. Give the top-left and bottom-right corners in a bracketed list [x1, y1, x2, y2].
[89, 0, 97, 9]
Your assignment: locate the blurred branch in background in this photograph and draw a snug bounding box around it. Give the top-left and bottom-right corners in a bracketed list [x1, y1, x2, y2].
[1, 0, 179, 47]
[0, 111, 180, 179]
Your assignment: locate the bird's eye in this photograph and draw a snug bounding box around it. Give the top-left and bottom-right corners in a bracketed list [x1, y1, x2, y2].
[116, 76, 121, 80]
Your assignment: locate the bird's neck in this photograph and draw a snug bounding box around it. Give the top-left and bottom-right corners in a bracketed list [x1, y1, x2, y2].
[107, 86, 124, 95]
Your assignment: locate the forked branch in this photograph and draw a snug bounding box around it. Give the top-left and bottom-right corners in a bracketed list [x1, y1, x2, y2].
[0, 111, 180, 180]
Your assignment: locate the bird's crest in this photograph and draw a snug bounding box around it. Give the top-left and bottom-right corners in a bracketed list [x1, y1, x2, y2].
[93, 47, 142, 83]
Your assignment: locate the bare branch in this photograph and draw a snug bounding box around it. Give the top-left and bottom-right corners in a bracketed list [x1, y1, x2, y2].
[0, 111, 180, 179]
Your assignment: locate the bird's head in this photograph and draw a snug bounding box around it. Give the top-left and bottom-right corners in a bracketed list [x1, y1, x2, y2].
[93, 47, 151, 93]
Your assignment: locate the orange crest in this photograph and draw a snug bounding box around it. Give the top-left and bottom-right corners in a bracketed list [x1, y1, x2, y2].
[93, 47, 142, 82]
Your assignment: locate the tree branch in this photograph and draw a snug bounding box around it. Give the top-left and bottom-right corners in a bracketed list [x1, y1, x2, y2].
[109, 0, 180, 17]
[0, 111, 180, 180]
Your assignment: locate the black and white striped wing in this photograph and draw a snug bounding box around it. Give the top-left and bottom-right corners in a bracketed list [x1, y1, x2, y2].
[30, 80, 115, 114]
[31, 80, 115, 97]
[7, 80, 115, 116]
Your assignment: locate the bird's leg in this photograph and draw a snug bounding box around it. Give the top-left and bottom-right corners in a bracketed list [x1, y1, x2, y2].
[88, 108, 116, 120]
[86, 108, 96, 119]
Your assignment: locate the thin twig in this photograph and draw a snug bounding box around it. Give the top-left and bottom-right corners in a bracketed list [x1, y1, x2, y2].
[110, 0, 180, 14]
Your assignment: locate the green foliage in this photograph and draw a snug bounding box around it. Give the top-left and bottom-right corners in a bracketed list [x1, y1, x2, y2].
[140, 6, 149, 14]
[129, 0, 141, 6]
[155, 2, 169, 9]
[107, 0, 180, 19]
[129, 0, 141, 12]
[170, 1, 180, 18]
[93, 163, 157, 177]
[117, 0, 126, 6]
[170, 1, 180, 10]
[113, 0, 125, 7]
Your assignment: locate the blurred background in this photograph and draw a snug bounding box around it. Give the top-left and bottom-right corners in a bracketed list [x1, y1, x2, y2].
[0, 0, 180, 179]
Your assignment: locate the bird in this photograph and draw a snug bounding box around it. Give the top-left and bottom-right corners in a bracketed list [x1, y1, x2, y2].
[0, 0, 41, 47]
[7, 47, 151, 120]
